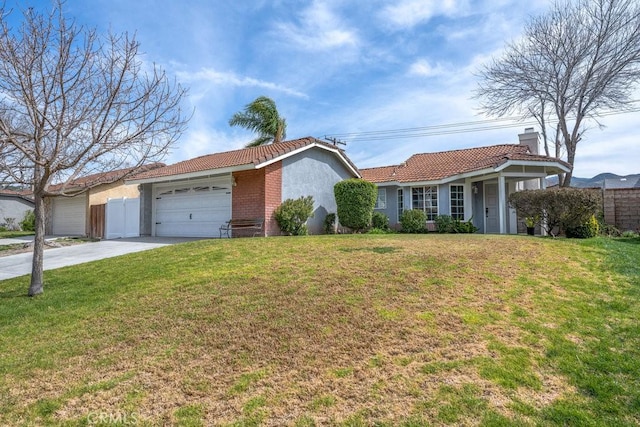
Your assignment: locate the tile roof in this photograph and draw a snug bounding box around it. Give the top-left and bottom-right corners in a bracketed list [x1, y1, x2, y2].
[0, 188, 34, 201]
[129, 137, 358, 181]
[360, 144, 570, 183]
[47, 163, 164, 194]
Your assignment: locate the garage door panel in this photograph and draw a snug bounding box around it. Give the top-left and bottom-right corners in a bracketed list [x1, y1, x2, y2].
[154, 182, 231, 238]
[52, 195, 86, 236]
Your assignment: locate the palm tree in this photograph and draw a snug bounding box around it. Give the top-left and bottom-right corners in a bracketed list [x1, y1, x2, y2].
[229, 96, 287, 147]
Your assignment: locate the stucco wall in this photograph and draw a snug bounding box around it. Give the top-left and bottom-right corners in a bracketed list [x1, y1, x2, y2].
[471, 181, 484, 233]
[88, 181, 139, 206]
[373, 186, 400, 226]
[281, 148, 354, 234]
[0, 196, 34, 228]
[139, 183, 153, 236]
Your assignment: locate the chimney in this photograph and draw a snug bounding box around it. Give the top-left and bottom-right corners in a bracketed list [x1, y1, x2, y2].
[518, 127, 539, 155]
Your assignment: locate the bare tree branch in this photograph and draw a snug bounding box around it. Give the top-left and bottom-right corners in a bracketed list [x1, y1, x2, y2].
[0, 0, 189, 296]
[475, 0, 640, 186]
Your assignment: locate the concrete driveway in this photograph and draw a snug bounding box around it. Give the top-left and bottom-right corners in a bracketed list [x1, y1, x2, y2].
[0, 237, 201, 281]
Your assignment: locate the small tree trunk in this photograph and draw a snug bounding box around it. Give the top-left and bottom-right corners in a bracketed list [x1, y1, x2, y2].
[28, 194, 46, 296]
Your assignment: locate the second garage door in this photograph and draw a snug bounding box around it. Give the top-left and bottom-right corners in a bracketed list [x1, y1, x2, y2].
[51, 194, 87, 236]
[154, 180, 231, 237]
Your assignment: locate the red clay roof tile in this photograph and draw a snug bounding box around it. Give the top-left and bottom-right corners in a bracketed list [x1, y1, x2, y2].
[47, 163, 164, 194]
[129, 137, 357, 181]
[360, 144, 569, 183]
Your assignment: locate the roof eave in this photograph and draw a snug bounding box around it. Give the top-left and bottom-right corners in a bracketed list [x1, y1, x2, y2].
[255, 142, 361, 178]
[126, 164, 254, 185]
[495, 159, 572, 173]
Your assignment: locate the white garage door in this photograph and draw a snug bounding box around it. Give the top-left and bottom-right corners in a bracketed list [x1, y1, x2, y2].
[52, 194, 87, 236]
[154, 180, 231, 237]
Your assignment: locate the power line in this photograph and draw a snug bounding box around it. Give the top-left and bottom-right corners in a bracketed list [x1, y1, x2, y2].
[324, 103, 640, 143]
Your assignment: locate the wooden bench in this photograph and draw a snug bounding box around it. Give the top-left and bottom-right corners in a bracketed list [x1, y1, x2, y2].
[219, 218, 264, 238]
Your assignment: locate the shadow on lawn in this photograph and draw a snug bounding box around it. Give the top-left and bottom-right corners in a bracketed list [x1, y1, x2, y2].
[618, 236, 640, 245]
[340, 246, 398, 254]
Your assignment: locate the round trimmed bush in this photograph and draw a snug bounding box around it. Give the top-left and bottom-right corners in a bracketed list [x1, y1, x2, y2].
[334, 179, 377, 232]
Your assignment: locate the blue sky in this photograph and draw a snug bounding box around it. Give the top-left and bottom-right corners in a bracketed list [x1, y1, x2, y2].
[13, 0, 640, 177]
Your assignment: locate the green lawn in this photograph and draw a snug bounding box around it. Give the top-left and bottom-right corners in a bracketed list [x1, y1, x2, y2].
[0, 230, 34, 239]
[1, 234, 639, 426]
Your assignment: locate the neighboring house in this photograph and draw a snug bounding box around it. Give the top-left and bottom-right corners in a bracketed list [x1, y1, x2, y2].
[46, 164, 163, 237]
[603, 177, 640, 232]
[360, 129, 571, 234]
[0, 190, 34, 229]
[127, 137, 360, 237]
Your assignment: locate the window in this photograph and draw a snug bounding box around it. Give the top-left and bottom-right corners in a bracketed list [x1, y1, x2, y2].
[375, 188, 387, 209]
[397, 189, 404, 220]
[412, 186, 438, 221]
[450, 185, 464, 220]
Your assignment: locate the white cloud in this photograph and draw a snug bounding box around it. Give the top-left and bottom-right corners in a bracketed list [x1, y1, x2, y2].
[408, 59, 448, 77]
[273, 1, 359, 51]
[381, 0, 467, 29]
[176, 68, 307, 98]
[170, 126, 249, 164]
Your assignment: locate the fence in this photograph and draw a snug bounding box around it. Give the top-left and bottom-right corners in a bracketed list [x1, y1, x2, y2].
[603, 188, 640, 232]
[105, 197, 140, 239]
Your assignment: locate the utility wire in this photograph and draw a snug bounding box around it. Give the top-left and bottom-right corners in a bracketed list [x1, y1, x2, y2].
[325, 102, 640, 142]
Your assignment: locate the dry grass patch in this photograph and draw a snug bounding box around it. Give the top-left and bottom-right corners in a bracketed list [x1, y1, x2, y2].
[1, 234, 638, 425]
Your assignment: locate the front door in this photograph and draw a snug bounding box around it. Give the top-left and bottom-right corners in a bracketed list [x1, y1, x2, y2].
[485, 183, 499, 234]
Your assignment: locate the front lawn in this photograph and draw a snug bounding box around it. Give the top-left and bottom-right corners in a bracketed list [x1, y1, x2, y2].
[0, 230, 34, 239]
[1, 234, 638, 425]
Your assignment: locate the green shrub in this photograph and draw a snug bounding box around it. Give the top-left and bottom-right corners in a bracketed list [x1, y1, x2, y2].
[435, 215, 454, 233]
[274, 196, 314, 236]
[20, 210, 36, 232]
[400, 209, 426, 233]
[509, 188, 602, 236]
[435, 215, 478, 233]
[452, 217, 478, 233]
[334, 179, 377, 232]
[371, 211, 389, 230]
[565, 215, 600, 239]
[323, 213, 336, 234]
[599, 222, 621, 237]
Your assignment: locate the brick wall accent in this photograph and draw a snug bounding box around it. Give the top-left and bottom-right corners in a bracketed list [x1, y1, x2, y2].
[604, 188, 640, 232]
[232, 169, 265, 237]
[231, 162, 282, 237]
[264, 161, 282, 236]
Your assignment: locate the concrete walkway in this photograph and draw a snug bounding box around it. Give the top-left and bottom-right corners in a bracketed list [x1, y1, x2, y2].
[0, 237, 201, 281]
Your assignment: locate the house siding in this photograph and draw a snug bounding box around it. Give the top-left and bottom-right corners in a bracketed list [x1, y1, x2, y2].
[0, 195, 33, 228]
[139, 183, 153, 236]
[471, 181, 484, 233]
[373, 186, 400, 226]
[281, 148, 354, 234]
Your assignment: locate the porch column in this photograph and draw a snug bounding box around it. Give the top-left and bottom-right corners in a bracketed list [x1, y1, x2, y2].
[464, 180, 474, 221]
[539, 177, 547, 236]
[498, 175, 507, 234]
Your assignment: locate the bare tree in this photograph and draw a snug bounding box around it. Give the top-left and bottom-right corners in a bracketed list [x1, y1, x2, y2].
[476, 0, 640, 186]
[0, 2, 188, 296]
